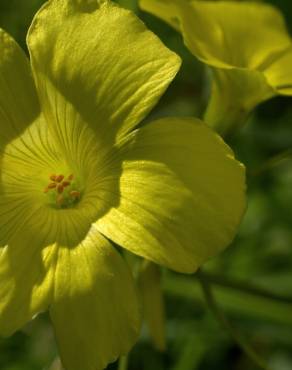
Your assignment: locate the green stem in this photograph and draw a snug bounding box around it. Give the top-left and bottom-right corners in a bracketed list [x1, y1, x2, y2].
[203, 68, 254, 137]
[118, 355, 128, 370]
[249, 148, 292, 177]
[195, 270, 292, 304]
[197, 270, 270, 370]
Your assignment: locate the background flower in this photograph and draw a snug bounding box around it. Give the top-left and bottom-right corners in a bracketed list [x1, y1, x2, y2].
[140, 0, 292, 135]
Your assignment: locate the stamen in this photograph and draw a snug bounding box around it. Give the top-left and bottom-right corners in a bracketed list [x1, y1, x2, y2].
[44, 172, 81, 208]
[57, 184, 64, 194]
[56, 174, 64, 183]
[57, 194, 64, 206]
[62, 181, 71, 187]
[70, 190, 80, 199]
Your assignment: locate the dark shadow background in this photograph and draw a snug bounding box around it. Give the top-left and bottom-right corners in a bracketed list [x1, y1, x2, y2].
[0, 0, 292, 369]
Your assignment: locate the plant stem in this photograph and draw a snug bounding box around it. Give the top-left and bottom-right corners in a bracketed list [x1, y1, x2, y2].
[194, 270, 292, 304]
[249, 148, 292, 177]
[118, 355, 128, 370]
[197, 269, 270, 370]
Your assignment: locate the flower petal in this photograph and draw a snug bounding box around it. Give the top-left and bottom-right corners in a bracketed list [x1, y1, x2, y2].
[95, 118, 246, 273]
[50, 228, 140, 370]
[0, 29, 39, 148]
[139, 0, 180, 31]
[265, 46, 292, 95]
[27, 0, 180, 151]
[0, 237, 57, 336]
[140, 0, 291, 70]
[204, 67, 275, 134]
[0, 114, 63, 246]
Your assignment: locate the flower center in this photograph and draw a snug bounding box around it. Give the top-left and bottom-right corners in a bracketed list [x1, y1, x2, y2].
[44, 173, 81, 208]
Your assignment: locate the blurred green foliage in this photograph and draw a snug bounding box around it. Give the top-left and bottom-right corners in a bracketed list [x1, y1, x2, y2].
[0, 0, 292, 369]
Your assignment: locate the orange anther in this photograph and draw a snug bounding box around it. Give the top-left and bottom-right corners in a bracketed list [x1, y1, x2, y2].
[57, 184, 64, 194]
[57, 194, 64, 206]
[48, 183, 57, 189]
[67, 174, 74, 181]
[50, 174, 57, 181]
[62, 181, 70, 187]
[56, 174, 64, 183]
[70, 190, 80, 198]
[44, 187, 49, 193]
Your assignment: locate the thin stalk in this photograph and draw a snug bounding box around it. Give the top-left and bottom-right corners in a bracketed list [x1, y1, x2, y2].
[249, 148, 292, 177]
[197, 269, 270, 370]
[194, 270, 292, 304]
[118, 355, 128, 370]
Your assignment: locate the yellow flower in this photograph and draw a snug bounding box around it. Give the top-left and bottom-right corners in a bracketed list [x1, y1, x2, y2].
[140, 0, 292, 135]
[0, 0, 245, 369]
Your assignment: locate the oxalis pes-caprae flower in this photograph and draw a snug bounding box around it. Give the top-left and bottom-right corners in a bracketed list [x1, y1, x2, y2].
[0, 0, 246, 369]
[140, 0, 292, 135]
